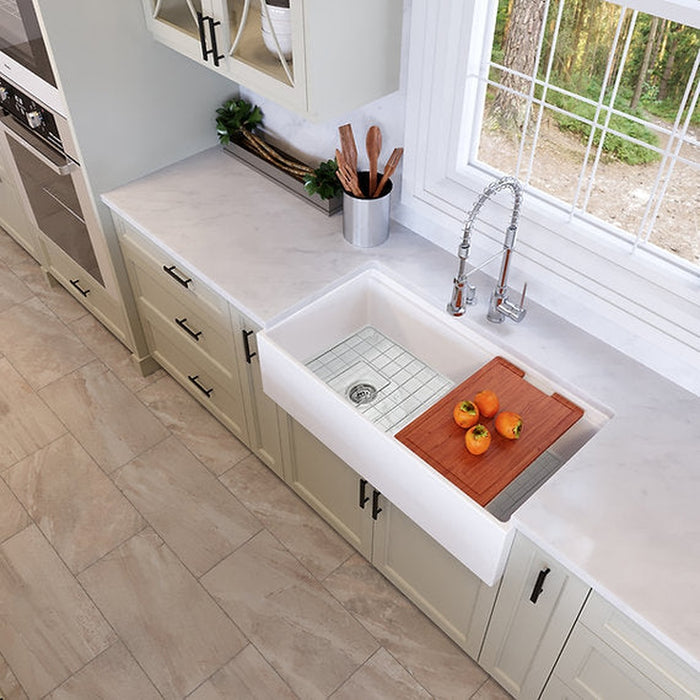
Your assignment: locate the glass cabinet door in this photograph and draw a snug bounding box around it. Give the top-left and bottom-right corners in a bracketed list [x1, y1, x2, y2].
[224, 0, 298, 89]
[146, 0, 211, 60]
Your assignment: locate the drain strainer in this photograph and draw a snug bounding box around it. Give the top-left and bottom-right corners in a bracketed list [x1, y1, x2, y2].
[347, 382, 378, 405]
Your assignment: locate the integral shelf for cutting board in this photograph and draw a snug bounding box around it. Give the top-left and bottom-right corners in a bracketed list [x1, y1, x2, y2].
[395, 356, 584, 506]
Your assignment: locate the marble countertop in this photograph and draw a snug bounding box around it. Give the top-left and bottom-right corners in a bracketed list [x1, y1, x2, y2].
[103, 147, 700, 672]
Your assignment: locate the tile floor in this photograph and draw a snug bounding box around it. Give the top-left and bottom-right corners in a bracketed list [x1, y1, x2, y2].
[0, 228, 513, 700]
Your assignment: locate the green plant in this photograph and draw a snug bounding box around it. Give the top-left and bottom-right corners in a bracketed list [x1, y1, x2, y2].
[303, 159, 342, 200]
[215, 99, 264, 144]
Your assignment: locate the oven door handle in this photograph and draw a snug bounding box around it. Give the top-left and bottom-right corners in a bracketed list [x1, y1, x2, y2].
[0, 114, 76, 176]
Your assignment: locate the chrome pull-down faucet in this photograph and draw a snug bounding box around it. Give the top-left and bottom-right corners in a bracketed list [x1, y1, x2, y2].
[447, 175, 527, 323]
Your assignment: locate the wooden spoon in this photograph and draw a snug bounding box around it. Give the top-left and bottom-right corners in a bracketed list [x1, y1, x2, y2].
[366, 125, 382, 197]
[374, 147, 404, 197]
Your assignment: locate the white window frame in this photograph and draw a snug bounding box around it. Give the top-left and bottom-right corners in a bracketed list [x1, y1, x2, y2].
[397, 0, 700, 389]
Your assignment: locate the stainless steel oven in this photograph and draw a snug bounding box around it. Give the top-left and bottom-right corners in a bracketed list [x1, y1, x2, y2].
[0, 0, 63, 114]
[0, 74, 103, 286]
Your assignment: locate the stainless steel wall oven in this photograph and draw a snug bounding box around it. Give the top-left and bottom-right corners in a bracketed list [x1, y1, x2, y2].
[0, 74, 104, 287]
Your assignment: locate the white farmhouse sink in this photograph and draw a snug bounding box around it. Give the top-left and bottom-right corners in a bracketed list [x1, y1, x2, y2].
[258, 265, 609, 585]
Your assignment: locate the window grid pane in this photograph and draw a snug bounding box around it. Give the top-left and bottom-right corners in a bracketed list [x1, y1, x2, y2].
[477, 0, 700, 268]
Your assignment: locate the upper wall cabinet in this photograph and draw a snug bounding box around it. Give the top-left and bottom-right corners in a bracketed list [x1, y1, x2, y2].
[142, 0, 404, 121]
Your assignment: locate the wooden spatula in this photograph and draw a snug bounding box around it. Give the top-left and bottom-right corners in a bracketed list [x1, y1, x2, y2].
[338, 123, 361, 194]
[374, 147, 404, 197]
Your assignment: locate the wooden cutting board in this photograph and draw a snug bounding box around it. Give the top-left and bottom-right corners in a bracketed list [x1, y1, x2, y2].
[395, 356, 584, 506]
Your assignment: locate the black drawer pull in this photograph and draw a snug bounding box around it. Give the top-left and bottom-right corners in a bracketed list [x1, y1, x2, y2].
[175, 317, 202, 341]
[371, 489, 382, 520]
[187, 374, 213, 397]
[530, 567, 551, 604]
[359, 478, 370, 508]
[162, 264, 192, 288]
[70, 279, 90, 297]
[242, 329, 257, 364]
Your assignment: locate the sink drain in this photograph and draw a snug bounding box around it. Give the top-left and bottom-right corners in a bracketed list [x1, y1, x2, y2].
[347, 382, 378, 405]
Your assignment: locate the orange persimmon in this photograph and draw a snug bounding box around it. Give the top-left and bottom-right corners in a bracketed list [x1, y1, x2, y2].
[465, 424, 492, 455]
[495, 411, 523, 439]
[453, 400, 480, 429]
[473, 389, 499, 418]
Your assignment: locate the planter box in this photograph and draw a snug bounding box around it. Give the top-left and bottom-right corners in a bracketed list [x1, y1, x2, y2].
[223, 140, 342, 216]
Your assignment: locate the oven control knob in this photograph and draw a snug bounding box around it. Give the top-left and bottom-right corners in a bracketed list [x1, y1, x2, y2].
[26, 110, 43, 129]
[0, 86, 8, 103]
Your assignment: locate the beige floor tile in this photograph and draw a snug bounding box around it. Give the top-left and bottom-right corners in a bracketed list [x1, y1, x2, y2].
[0, 479, 30, 544]
[0, 229, 33, 268]
[45, 641, 161, 700]
[39, 360, 169, 473]
[10, 258, 90, 325]
[0, 297, 94, 389]
[5, 434, 145, 573]
[0, 526, 117, 699]
[201, 530, 378, 700]
[0, 358, 67, 471]
[114, 436, 261, 576]
[138, 375, 250, 476]
[188, 644, 296, 700]
[0, 260, 32, 313]
[323, 554, 488, 700]
[69, 313, 166, 393]
[78, 528, 247, 700]
[330, 647, 432, 699]
[0, 651, 28, 700]
[220, 454, 354, 580]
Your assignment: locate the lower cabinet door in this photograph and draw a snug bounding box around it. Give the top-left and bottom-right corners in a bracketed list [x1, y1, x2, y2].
[551, 624, 673, 700]
[479, 531, 590, 699]
[372, 502, 498, 660]
[285, 417, 374, 559]
[539, 674, 583, 699]
[235, 319, 285, 478]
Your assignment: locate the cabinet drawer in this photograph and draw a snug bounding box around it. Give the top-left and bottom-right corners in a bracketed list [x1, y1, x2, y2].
[479, 531, 590, 699]
[574, 593, 700, 699]
[120, 223, 228, 323]
[132, 262, 235, 371]
[141, 303, 248, 440]
[41, 234, 126, 342]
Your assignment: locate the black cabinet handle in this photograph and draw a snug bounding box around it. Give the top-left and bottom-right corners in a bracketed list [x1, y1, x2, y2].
[187, 374, 213, 398]
[196, 12, 223, 65]
[162, 264, 192, 288]
[530, 567, 551, 604]
[175, 317, 202, 341]
[242, 329, 257, 363]
[207, 16, 224, 66]
[371, 489, 382, 520]
[359, 479, 370, 509]
[69, 279, 90, 297]
[196, 11, 208, 61]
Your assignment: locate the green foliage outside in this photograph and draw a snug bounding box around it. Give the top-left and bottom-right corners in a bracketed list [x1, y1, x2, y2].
[545, 84, 660, 165]
[490, 0, 699, 165]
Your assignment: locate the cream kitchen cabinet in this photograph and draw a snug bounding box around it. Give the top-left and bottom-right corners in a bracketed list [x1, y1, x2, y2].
[478, 531, 591, 699]
[282, 416, 498, 659]
[142, 0, 403, 121]
[232, 312, 285, 478]
[542, 592, 700, 700]
[117, 217, 285, 473]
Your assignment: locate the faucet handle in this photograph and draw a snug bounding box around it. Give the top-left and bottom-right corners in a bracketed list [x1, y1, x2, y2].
[503, 282, 527, 322]
[519, 281, 527, 309]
